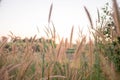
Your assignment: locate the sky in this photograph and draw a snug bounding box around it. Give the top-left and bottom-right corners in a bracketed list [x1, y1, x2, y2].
[0, 0, 116, 42]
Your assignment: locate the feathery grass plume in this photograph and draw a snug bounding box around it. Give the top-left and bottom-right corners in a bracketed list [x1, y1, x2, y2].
[100, 53, 116, 80]
[97, 8, 100, 23]
[65, 38, 68, 49]
[0, 64, 21, 80]
[23, 39, 33, 58]
[84, 6, 93, 29]
[0, 66, 9, 80]
[73, 37, 86, 62]
[48, 3, 53, 23]
[11, 44, 17, 56]
[0, 37, 7, 50]
[46, 63, 53, 80]
[88, 37, 94, 67]
[17, 60, 33, 80]
[56, 38, 63, 61]
[112, 0, 120, 36]
[59, 43, 67, 63]
[70, 26, 74, 48]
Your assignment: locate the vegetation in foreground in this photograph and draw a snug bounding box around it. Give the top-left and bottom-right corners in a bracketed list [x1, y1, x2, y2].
[0, 0, 120, 80]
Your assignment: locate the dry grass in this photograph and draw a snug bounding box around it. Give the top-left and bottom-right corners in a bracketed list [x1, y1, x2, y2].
[113, 0, 120, 36]
[84, 6, 93, 29]
[48, 3, 53, 23]
[0, 0, 120, 80]
[70, 26, 74, 48]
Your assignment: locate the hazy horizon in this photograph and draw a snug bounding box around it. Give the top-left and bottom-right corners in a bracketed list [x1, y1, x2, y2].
[0, 0, 113, 41]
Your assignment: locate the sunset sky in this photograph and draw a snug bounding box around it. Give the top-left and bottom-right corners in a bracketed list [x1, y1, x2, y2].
[0, 0, 116, 41]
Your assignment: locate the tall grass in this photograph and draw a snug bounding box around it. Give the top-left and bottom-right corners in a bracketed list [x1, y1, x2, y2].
[0, 0, 120, 80]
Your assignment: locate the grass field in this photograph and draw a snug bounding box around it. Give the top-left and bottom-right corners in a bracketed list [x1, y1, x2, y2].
[0, 0, 120, 80]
